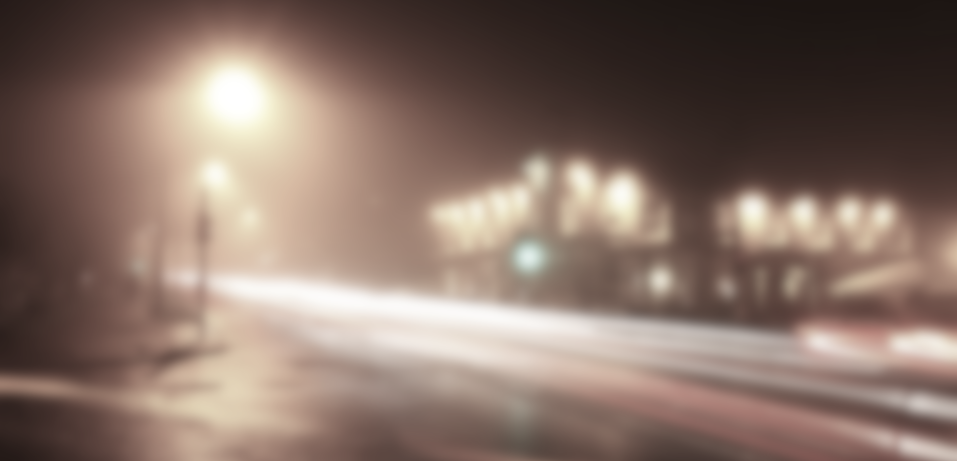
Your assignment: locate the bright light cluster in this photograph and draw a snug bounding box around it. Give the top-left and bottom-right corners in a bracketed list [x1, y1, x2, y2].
[720, 192, 906, 253]
[558, 160, 670, 244]
[891, 330, 957, 362]
[430, 184, 534, 254]
[430, 158, 670, 255]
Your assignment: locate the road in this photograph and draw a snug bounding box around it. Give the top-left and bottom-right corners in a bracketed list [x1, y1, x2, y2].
[2, 273, 957, 461]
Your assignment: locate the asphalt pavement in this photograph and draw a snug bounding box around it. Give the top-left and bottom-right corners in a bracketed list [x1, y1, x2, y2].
[0, 283, 766, 461]
[7, 275, 957, 461]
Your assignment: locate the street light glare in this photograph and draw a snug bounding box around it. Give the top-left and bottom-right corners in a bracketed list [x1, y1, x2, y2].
[648, 264, 674, 297]
[872, 200, 897, 229]
[606, 173, 640, 213]
[468, 200, 486, 224]
[738, 192, 769, 229]
[524, 155, 551, 189]
[243, 209, 261, 229]
[491, 190, 512, 220]
[790, 196, 817, 229]
[566, 160, 596, 197]
[837, 196, 863, 229]
[202, 161, 230, 191]
[510, 186, 531, 213]
[430, 206, 447, 224]
[207, 66, 266, 126]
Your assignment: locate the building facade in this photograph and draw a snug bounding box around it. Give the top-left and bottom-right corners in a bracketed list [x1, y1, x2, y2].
[429, 155, 914, 324]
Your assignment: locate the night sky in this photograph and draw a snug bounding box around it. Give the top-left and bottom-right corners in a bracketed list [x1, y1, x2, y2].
[2, 1, 957, 280]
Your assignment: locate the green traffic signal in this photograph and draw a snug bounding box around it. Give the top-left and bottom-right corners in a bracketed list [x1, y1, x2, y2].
[512, 239, 549, 275]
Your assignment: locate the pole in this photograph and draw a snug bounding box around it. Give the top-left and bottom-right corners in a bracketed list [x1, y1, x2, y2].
[196, 188, 212, 346]
[150, 212, 166, 318]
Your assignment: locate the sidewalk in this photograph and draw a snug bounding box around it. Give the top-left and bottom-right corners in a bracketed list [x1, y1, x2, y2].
[0, 283, 398, 461]
[0, 280, 200, 384]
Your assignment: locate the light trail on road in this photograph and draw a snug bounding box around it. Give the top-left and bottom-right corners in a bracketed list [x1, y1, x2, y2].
[196, 272, 957, 461]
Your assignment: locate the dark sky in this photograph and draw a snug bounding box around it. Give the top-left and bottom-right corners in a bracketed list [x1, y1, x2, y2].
[3, 1, 957, 278]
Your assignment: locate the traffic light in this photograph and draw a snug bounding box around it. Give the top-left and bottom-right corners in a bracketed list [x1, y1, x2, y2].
[512, 238, 550, 276]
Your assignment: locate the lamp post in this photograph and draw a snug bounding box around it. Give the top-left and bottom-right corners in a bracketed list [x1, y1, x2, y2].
[191, 63, 265, 343]
[195, 160, 229, 344]
[139, 60, 271, 348]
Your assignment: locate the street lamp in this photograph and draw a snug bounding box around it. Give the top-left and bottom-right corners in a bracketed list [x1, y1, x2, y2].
[191, 63, 267, 339]
[562, 160, 597, 236]
[524, 154, 551, 191]
[836, 196, 863, 230]
[206, 65, 266, 127]
[195, 160, 231, 343]
[143, 61, 270, 348]
[836, 196, 865, 252]
[509, 185, 532, 222]
[648, 264, 674, 299]
[737, 191, 771, 247]
[738, 192, 769, 229]
[789, 196, 817, 230]
[566, 160, 597, 198]
[603, 172, 641, 237]
[491, 189, 513, 223]
[788, 195, 819, 249]
[871, 200, 897, 231]
[606, 173, 639, 214]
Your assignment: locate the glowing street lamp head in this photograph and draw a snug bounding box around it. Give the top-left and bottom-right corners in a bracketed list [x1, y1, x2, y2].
[605, 173, 640, 214]
[737, 192, 770, 230]
[206, 65, 266, 126]
[872, 200, 897, 230]
[201, 161, 230, 191]
[566, 160, 597, 197]
[789, 196, 818, 229]
[490, 189, 513, 222]
[837, 196, 863, 229]
[468, 199, 486, 225]
[510, 186, 531, 210]
[648, 264, 674, 297]
[524, 155, 551, 189]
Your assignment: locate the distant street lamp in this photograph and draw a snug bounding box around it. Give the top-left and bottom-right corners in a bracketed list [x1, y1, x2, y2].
[561, 161, 598, 236]
[871, 200, 897, 231]
[603, 172, 642, 238]
[648, 264, 674, 299]
[739, 192, 770, 229]
[605, 173, 639, 212]
[836, 196, 866, 252]
[789, 196, 818, 230]
[789, 196, 819, 249]
[524, 155, 551, 190]
[837, 196, 863, 230]
[491, 189, 513, 224]
[566, 160, 597, 198]
[737, 192, 771, 247]
[509, 185, 532, 221]
[195, 160, 231, 343]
